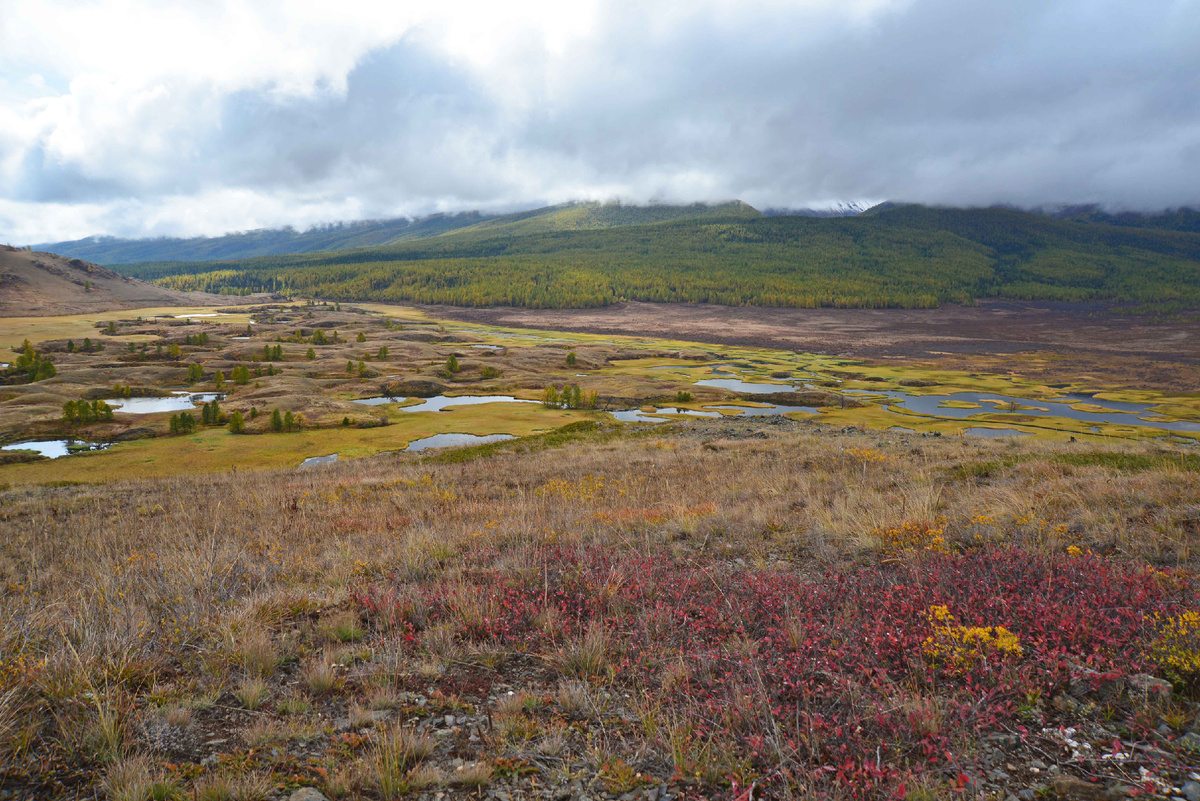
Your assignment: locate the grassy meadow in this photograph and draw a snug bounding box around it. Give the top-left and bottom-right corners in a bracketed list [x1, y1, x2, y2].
[2, 302, 1200, 799]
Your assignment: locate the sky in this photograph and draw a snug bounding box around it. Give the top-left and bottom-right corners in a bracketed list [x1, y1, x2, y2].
[1, 0, 1198, 243]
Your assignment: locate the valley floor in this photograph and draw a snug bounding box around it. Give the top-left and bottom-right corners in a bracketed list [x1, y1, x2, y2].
[2, 302, 1200, 800]
[429, 300, 1200, 392]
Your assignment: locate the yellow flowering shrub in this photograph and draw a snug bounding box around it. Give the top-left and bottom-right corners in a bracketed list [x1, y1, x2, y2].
[877, 521, 949, 556]
[923, 605, 1023, 670]
[1151, 611, 1200, 680]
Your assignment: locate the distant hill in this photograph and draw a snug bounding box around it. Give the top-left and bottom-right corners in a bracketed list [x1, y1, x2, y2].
[0, 246, 234, 316]
[32, 201, 759, 265]
[760, 201, 879, 217]
[1047, 205, 1200, 235]
[110, 203, 1200, 312]
[32, 212, 492, 266]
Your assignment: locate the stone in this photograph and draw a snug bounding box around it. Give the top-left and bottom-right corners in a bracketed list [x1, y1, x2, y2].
[987, 733, 1021, 747]
[1050, 776, 1106, 800]
[1181, 781, 1200, 801]
[1128, 673, 1172, 700]
[290, 790, 330, 801]
[1178, 732, 1200, 752]
[1068, 663, 1124, 700]
[1103, 786, 1137, 801]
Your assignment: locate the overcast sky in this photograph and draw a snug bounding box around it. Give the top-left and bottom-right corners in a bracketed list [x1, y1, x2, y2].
[2, 0, 1199, 243]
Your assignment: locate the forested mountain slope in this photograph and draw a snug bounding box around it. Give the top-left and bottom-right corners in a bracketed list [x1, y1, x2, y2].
[32, 201, 756, 265]
[114, 204, 1200, 310]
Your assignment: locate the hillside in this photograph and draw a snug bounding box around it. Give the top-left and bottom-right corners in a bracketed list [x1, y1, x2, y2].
[0, 246, 236, 316]
[117, 204, 1200, 311]
[30, 212, 492, 265]
[31, 201, 756, 265]
[1050, 205, 1200, 234]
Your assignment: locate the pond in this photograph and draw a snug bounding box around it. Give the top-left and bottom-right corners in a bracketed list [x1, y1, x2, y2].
[352, 395, 406, 406]
[610, 407, 724, 423]
[964, 427, 1033, 438]
[695, 377, 801, 394]
[847, 389, 1200, 434]
[109, 392, 223, 414]
[706, 403, 821, 417]
[1, 439, 111, 458]
[405, 433, 516, 452]
[470, 344, 505, 351]
[393, 395, 539, 413]
[300, 453, 338, 467]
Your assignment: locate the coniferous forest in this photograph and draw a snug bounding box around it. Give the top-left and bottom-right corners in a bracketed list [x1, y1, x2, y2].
[114, 203, 1200, 310]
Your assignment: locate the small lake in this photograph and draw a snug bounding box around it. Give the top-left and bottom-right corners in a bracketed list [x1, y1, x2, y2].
[109, 392, 223, 414]
[610, 407, 724, 423]
[300, 453, 338, 467]
[610, 401, 822, 423]
[964, 427, 1033, 438]
[470, 344, 505, 351]
[847, 389, 1200, 434]
[352, 394, 537, 412]
[405, 433, 516, 452]
[707, 403, 821, 417]
[695, 377, 800, 394]
[1, 439, 110, 458]
[353, 396, 406, 406]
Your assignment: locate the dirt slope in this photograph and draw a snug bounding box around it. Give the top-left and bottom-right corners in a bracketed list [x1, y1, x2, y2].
[0, 245, 247, 316]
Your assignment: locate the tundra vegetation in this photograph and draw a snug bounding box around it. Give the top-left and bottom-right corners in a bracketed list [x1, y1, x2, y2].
[1, 301, 1200, 799]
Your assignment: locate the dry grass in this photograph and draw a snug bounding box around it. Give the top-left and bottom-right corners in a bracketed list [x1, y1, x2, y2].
[2, 418, 1200, 797]
[372, 725, 435, 798]
[234, 676, 268, 710]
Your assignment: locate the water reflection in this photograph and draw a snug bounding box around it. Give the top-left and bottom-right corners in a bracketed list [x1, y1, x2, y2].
[405, 433, 516, 451]
[1, 439, 110, 458]
[109, 393, 222, 414]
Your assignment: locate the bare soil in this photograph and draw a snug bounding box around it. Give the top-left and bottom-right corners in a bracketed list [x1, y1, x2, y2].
[428, 300, 1198, 360]
[0, 246, 257, 316]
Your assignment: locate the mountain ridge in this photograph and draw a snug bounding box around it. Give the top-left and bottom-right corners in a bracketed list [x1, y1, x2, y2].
[33, 201, 760, 266]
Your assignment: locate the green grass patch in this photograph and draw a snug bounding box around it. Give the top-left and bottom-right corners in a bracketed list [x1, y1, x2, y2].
[1054, 451, 1200, 473]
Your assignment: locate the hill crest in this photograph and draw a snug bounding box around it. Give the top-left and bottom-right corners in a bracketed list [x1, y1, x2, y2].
[0, 246, 241, 316]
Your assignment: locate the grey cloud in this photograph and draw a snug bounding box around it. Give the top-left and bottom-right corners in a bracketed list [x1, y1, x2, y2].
[6, 0, 1200, 240]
